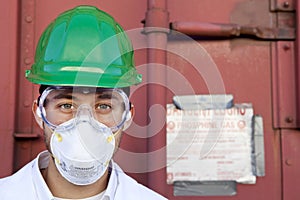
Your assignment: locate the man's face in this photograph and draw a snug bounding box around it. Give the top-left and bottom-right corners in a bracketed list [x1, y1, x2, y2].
[36, 87, 130, 153]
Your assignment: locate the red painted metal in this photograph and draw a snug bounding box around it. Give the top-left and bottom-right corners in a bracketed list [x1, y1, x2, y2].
[171, 21, 295, 39]
[1, 0, 300, 199]
[271, 41, 298, 128]
[296, 0, 300, 127]
[16, 0, 36, 134]
[0, 0, 18, 177]
[171, 22, 241, 37]
[144, 0, 169, 195]
[281, 130, 300, 200]
[270, 0, 295, 11]
[13, 0, 42, 172]
[165, 0, 282, 199]
[165, 39, 282, 200]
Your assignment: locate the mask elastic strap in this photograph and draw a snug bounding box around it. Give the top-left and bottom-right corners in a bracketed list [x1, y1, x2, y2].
[106, 128, 122, 143]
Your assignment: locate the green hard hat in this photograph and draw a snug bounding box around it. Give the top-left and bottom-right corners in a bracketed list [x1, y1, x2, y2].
[26, 5, 142, 88]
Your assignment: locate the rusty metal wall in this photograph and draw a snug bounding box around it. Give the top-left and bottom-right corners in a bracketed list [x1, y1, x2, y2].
[0, 0, 300, 199]
[165, 1, 281, 199]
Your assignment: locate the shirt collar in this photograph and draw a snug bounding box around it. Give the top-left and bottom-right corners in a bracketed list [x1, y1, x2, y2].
[32, 151, 55, 200]
[31, 151, 119, 200]
[102, 160, 119, 200]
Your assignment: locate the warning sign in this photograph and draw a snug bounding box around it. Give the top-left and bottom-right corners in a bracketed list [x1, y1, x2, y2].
[166, 103, 256, 184]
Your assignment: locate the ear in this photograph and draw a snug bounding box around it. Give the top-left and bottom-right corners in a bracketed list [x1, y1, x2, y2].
[123, 104, 135, 131]
[32, 100, 44, 129]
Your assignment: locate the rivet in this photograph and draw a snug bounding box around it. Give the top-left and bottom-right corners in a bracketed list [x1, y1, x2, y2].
[283, 44, 290, 51]
[23, 100, 30, 107]
[25, 16, 33, 23]
[283, 1, 290, 8]
[285, 116, 293, 123]
[21, 143, 29, 149]
[24, 58, 31, 65]
[285, 159, 292, 166]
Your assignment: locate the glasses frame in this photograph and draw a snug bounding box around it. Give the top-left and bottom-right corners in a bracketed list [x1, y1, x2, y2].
[38, 86, 130, 132]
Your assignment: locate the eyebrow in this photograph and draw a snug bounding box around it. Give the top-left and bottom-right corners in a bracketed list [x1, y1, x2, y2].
[97, 93, 119, 100]
[50, 91, 120, 101]
[52, 93, 78, 100]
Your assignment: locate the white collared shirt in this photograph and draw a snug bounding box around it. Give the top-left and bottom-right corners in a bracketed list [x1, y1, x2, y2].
[0, 151, 167, 200]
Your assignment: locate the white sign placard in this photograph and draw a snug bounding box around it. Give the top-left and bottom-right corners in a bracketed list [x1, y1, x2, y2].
[166, 104, 256, 184]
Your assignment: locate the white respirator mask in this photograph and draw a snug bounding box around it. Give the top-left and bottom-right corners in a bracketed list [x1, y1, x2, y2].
[38, 87, 130, 185]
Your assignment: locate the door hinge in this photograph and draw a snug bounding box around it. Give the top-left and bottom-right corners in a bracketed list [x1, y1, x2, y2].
[270, 0, 295, 12]
[170, 21, 295, 40]
[170, 0, 296, 40]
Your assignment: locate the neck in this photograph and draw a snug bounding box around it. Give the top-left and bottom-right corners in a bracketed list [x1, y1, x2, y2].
[42, 157, 109, 199]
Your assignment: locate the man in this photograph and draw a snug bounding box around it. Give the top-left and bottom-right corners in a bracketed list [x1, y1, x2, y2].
[0, 5, 167, 199]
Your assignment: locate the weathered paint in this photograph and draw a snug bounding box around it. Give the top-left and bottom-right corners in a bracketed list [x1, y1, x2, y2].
[0, 0, 299, 199]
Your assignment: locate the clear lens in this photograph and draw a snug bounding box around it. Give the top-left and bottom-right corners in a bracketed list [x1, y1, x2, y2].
[39, 87, 130, 131]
